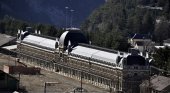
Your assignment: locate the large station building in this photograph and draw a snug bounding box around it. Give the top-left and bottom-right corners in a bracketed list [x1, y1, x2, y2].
[16, 29, 150, 93]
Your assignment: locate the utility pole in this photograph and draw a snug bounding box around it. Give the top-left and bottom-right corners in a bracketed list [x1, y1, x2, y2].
[18, 72, 21, 90]
[81, 71, 82, 93]
[118, 69, 119, 93]
[70, 9, 74, 28]
[65, 6, 69, 29]
[80, 61, 83, 93]
[109, 80, 112, 93]
[8, 50, 10, 65]
[44, 82, 46, 93]
[149, 65, 152, 93]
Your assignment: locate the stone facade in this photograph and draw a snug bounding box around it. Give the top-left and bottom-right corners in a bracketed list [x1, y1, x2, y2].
[17, 42, 123, 92]
[16, 31, 150, 93]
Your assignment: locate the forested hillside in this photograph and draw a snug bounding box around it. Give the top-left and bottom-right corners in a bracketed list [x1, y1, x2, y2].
[81, 0, 170, 51]
[1, 0, 170, 52]
[0, 0, 105, 27]
[0, 15, 64, 37]
[153, 46, 170, 75]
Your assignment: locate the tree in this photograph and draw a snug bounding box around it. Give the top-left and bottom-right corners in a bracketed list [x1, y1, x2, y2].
[0, 22, 5, 33]
[154, 21, 170, 45]
[47, 26, 57, 37]
[142, 11, 154, 34]
[163, 0, 170, 19]
[0, 16, 62, 37]
[153, 46, 170, 75]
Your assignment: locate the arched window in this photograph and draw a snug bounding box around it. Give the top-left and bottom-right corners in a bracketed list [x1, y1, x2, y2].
[134, 73, 138, 76]
[134, 66, 138, 69]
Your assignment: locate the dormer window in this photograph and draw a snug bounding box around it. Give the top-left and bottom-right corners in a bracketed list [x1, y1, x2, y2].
[134, 73, 138, 76]
[134, 66, 138, 69]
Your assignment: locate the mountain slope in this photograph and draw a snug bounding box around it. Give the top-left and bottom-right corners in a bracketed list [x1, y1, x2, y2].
[0, 0, 105, 27]
[81, 0, 170, 50]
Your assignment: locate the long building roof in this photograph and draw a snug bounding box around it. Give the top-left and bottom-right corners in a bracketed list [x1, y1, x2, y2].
[0, 34, 16, 47]
[20, 33, 119, 66]
[22, 34, 57, 50]
[141, 75, 170, 91]
[151, 76, 170, 91]
[71, 45, 118, 65]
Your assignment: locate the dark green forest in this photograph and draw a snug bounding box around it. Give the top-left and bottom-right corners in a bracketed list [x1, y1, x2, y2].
[80, 0, 170, 73]
[0, 0, 170, 52]
[153, 46, 170, 74]
[81, 0, 170, 51]
[0, 15, 64, 37]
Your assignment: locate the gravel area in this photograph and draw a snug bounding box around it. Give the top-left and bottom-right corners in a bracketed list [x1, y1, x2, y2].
[0, 53, 109, 93]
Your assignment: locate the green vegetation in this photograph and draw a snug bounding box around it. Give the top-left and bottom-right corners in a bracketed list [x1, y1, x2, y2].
[153, 47, 170, 75]
[0, 15, 64, 37]
[81, 0, 170, 72]
[0, 0, 170, 52]
[81, 0, 170, 51]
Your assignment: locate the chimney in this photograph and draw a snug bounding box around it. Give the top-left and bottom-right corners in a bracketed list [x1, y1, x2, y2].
[38, 30, 41, 35]
[117, 51, 120, 56]
[21, 30, 24, 33]
[89, 41, 92, 45]
[18, 29, 21, 34]
[68, 40, 71, 46]
[35, 30, 37, 34]
[146, 52, 149, 58]
[17, 29, 21, 40]
[68, 40, 72, 54]
[140, 52, 143, 56]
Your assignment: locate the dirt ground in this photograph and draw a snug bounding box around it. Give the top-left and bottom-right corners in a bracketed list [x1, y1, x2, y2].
[0, 53, 109, 93]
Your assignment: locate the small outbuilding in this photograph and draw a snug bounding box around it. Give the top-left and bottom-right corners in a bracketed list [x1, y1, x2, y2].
[0, 70, 19, 92]
[0, 34, 16, 47]
[140, 75, 170, 93]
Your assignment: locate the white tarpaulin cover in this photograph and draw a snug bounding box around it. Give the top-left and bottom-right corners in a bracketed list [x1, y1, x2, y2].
[22, 35, 57, 49]
[71, 46, 118, 65]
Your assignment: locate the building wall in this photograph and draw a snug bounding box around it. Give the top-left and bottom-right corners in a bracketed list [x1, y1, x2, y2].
[131, 39, 153, 52]
[135, 45, 144, 52]
[0, 71, 19, 91]
[131, 39, 151, 46]
[123, 68, 149, 93]
[17, 41, 151, 93]
[3, 65, 40, 75]
[17, 42, 123, 92]
[140, 85, 150, 93]
[122, 60, 150, 93]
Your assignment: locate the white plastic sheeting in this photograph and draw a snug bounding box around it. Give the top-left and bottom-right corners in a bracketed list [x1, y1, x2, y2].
[2, 45, 17, 50]
[71, 46, 118, 65]
[22, 35, 57, 49]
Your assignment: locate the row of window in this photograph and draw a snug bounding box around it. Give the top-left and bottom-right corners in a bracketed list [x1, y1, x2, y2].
[19, 44, 121, 80]
[20, 53, 122, 90]
[124, 66, 149, 70]
[20, 45, 55, 60]
[54, 65, 117, 87]
[70, 53, 116, 67]
[68, 58, 118, 78]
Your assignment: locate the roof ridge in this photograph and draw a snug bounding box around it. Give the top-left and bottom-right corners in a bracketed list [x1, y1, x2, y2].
[79, 43, 118, 54]
[31, 33, 57, 40]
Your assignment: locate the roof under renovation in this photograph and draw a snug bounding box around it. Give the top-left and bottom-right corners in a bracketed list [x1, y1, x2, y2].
[22, 34, 57, 50]
[71, 45, 118, 65]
